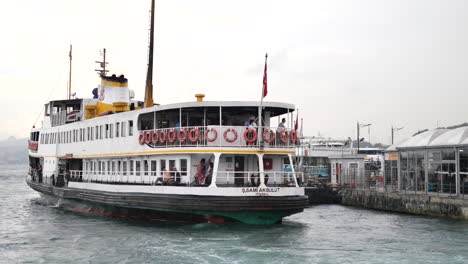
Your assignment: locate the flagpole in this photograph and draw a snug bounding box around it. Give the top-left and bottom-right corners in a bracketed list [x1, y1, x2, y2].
[259, 53, 268, 144]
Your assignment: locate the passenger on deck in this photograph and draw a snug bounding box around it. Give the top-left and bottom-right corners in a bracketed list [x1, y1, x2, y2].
[250, 174, 259, 187]
[163, 169, 174, 185]
[205, 161, 214, 186]
[277, 118, 286, 144]
[196, 159, 206, 185]
[171, 165, 181, 184]
[246, 115, 257, 146]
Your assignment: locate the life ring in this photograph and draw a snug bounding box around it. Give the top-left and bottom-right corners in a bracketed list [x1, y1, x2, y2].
[205, 128, 218, 142]
[138, 132, 145, 145]
[279, 130, 289, 144]
[189, 128, 200, 143]
[244, 128, 258, 144]
[159, 130, 167, 143]
[167, 128, 177, 144]
[290, 130, 298, 144]
[178, 128, 187, 142]
[144, 131, 152, 144]
[262, 129, 275, 143]
[151, 131, 159, 144]
[223, 128, 238, 143]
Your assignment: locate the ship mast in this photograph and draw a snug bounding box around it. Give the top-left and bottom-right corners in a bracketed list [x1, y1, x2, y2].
[144, 0, 155, 108]
[95, 48, 109, 77]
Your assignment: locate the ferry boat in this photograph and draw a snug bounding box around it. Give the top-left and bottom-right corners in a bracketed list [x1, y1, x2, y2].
[26, 1, 308, 225]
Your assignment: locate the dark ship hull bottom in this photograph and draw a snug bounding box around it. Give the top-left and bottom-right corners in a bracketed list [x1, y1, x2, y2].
[28, 180, 307, 225]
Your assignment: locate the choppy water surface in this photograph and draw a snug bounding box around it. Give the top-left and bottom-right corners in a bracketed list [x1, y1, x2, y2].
[1, 165, 468, 264]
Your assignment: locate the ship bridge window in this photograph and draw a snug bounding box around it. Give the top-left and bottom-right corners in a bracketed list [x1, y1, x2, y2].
[129, 121, 134, 136]
[121, 122, 126, 137]
[116, 122, 120, 137]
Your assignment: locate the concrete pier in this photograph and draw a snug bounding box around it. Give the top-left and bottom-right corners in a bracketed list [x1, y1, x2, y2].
[305, 187, 341, 205]
[341, 189, 468, 220]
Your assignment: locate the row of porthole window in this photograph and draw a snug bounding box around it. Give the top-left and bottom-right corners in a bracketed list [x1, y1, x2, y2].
[39, 120, 134, 145]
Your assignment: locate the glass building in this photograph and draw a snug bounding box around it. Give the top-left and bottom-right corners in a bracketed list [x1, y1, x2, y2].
[394, 127, 468, 195]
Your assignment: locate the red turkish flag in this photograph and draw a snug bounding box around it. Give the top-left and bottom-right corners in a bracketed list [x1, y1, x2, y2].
[263, 54, 268, 97]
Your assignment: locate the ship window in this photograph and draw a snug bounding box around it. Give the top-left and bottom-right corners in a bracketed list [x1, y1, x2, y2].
[160, 160, 166, 171]
[129, 120, 134, 136]
[144, 160, 148, 176]
[111, 161, 115, 175]
[135, 161, 141, 176]
[116, 122, 120, 138]
[109, 124, 113, 139]
[123, 161, 127, 176]
[107, 161, 111, 175]
[180, 159, 188, 177]
[151, 160, 157, 176]
[130, 160, 134, 176]
[169, 160, 176, 170]
[100, 125, 104, 139]
[121, 122, 126, 137]
[105, 124, 109, 138]
[98, 161, 102, 175]
[117, 161, 121, 174]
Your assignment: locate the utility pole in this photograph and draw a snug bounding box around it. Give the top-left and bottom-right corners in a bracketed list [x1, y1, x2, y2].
[391, 126, 404, 144]
[357, 122, 360, 154]
[68, 44, 72, 100]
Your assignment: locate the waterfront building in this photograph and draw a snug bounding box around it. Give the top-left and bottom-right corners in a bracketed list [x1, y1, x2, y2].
[392, 127, 468, 195]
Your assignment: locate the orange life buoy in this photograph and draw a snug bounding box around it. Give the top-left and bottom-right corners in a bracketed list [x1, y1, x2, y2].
[244, 128, 257, 144]
[205, 128, 218, 142]
[223, 128, 238, 143]
[159, 130, 167, 143]
[178, 128, 187, 142]
[279, 130, 288, 144]
[189, 128, 200, 143]
[138, 132, 145, 145]
[144, 131, 152, 144]
[262, 129, 275, 143]
[168, 128, 177, 144]
[151, 131, 159, 144]
[289, 130, 298, 144]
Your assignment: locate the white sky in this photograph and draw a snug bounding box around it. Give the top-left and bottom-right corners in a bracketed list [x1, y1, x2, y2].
[1, 0, 467, 144]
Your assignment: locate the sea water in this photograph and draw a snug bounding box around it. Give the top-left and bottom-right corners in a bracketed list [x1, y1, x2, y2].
[1, 164, 468, 264]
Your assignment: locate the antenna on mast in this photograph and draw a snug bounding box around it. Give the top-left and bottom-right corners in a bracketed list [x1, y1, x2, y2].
[68, 44, 72, 100]
[95, 48, 109, 77]
[144, 0, 155, 108]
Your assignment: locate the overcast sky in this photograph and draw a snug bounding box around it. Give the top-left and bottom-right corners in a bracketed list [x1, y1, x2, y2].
[1, 0, 467, 144]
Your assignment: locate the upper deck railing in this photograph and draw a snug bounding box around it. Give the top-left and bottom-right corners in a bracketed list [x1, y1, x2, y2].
[138, 126, 299, 148]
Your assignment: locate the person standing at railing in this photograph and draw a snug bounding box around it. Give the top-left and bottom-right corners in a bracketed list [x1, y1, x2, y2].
[246, 115, 257, 146]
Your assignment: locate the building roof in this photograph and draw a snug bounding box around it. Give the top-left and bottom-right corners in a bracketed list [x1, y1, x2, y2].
[394, 127, 468, 149]
[429, 126, 468, 147]
[397, 129, 449, 149]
